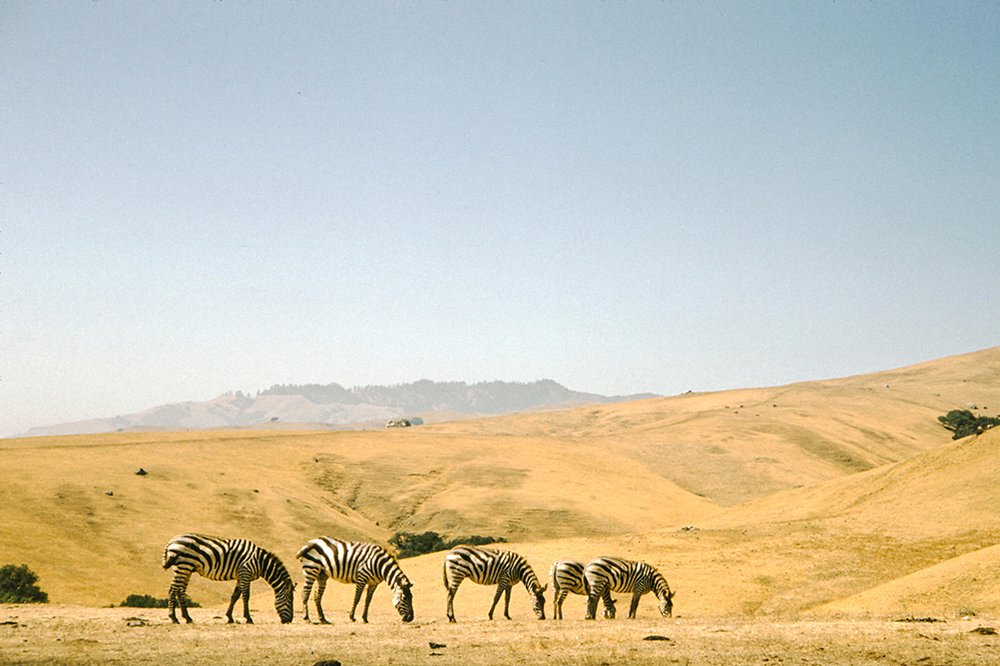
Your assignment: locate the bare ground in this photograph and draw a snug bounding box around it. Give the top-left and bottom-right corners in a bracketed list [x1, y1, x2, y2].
[2, 605, 998, 665]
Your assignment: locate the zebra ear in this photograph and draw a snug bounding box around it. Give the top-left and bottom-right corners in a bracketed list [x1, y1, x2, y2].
[539, 584, 548, 593]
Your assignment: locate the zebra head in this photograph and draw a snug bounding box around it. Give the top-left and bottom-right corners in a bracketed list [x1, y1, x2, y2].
[658, 588, 675, 618]
[393, 582, 414, 623]
[275, 580, 295, 624]
[603, 597, 618, 619]
[531, 583, 548, 620]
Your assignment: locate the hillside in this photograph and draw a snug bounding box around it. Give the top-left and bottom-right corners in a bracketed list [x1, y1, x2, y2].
[1, 346, 999, 619]
[20, 379, 656, 437]
[436, 346, 1000, 505]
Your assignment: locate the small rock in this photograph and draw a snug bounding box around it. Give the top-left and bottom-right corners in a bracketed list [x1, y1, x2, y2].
[643, 635, 671, 641]
[104, 490, 114, 496]
[135, 468, 148, 476]
[429, 641, 447, 649]
[313, 661, 342, 666]
[971, 627, 997, 635]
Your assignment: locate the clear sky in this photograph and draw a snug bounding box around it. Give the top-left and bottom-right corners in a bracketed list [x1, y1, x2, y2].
[2, 1, 999, 437]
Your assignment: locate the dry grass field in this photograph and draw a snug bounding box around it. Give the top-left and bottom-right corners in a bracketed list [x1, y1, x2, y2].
[2, 347, 1000, 664]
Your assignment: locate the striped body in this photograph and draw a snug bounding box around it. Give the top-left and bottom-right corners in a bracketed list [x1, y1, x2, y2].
[443, 546, 548, 622]
[583, 556, 674, 620]
[296, 537, 414, 623]
[162, 533, 294, 624]
[549, 559, 616, 620]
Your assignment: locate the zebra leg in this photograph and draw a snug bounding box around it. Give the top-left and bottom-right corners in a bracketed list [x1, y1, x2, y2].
[361, 584, 377, 623]
[314, 575, 329, 624]
[503, 585, 513, 620]
[446, 580, 460, 623]
[300, 569, 315, 623]
[585, 582, 605, 620]
[628, 591, 641, 619]
[602, 590, 617, 619]
[167, 569, 193, 624]
[488, 583, 505, 620]
[226, 583, 241, 624]
[240, 578, 253, 624]
[553, 589, 566, 620]
[349, 581, 365, 622]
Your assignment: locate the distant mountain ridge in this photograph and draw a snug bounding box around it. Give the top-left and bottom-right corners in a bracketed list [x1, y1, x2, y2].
[20, 380, 657, 437]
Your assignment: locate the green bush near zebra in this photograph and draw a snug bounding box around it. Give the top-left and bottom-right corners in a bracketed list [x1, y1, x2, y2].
[0, 563, 48, 603]
[388, 531, 506, 559]
[117, 593, 200, 609]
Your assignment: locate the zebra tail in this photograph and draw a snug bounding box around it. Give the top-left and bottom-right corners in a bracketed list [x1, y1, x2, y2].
[162, 549, 178, 570]
[442, 560, 448, 590]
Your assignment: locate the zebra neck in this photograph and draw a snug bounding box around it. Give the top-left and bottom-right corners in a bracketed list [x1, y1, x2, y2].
[519, 563, 542, 593]
[383, 559, 410, 591]
[651, 571, 670, 598]
[260, 552, 291, 591]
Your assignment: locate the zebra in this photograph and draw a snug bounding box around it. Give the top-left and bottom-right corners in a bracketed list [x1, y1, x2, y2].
[583, 556, 675, 620]
[549, 559, 617, 620]
[443, 545, 547, 623]
[162, 533, 294, 624]
[296, 537, 414, 623]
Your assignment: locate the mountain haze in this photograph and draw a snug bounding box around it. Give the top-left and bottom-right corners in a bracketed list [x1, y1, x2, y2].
[19, 379, 656, 437]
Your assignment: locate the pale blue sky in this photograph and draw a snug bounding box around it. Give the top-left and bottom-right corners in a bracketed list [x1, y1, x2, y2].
[2, 1, 998, 436]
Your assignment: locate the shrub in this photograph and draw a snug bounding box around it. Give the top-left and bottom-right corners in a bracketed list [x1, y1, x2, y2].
[938, 409, 1000, 440]
[118, 593, 199, 608]
[0, 564, 48, 603]
[389, 531, 446, 558]
[388, 531, 506, 558]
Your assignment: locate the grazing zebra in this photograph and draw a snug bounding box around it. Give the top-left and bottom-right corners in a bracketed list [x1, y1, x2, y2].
[162, 533, 294, 624]
[296, 537, 414, 623]
[549, 559, 617, 620]
[443, 545, 547, 623]
[583, 556, 675, 620]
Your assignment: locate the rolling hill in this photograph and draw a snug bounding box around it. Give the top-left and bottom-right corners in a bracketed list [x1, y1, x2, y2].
[1, 346, 998, 620]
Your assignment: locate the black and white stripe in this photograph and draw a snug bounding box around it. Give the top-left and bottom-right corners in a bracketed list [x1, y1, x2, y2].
[583, 556, 675, 620]
[296, 537, 414, 623]
[162, 533, 295, 624]
[549, 559, 616, 620]
[443, 545, 547, 622]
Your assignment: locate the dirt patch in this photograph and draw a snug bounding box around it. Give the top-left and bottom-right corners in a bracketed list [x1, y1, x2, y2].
[1, 606, 997, 665]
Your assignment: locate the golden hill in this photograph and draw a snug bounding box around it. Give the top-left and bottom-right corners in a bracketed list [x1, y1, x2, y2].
[1, 346, 998, 619]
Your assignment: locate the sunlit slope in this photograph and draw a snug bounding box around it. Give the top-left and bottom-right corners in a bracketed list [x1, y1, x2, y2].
[816, 542, 1000, 617]
[433, 346, 1000, 505]
[0, 428, 715, 605]
[623, 426, 1000, 617]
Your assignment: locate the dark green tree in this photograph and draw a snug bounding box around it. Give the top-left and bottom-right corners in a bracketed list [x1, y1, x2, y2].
[938, 409, 1000, 440]
[0, 564, 49, 603]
